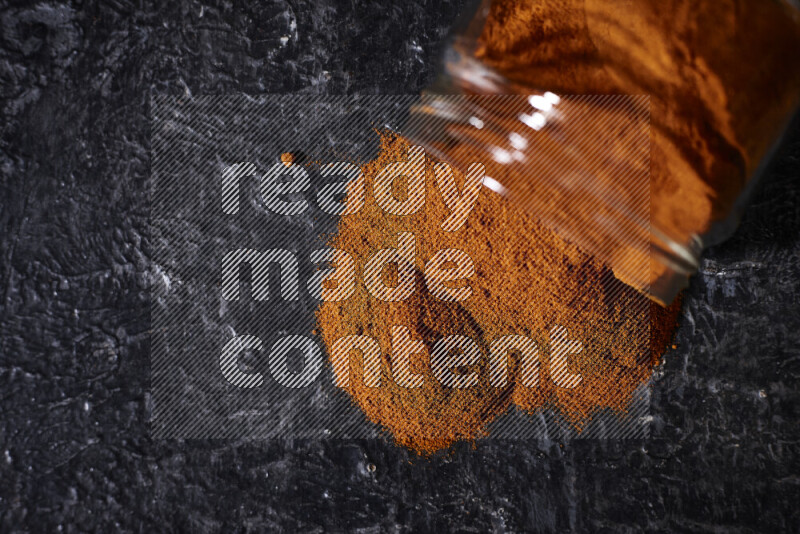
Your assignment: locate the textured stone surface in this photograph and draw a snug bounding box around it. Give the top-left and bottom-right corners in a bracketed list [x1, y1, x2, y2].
[1, 0, 798, 531]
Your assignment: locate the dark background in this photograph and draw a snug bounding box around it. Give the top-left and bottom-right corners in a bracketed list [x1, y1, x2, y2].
[1, 0, 798, 531]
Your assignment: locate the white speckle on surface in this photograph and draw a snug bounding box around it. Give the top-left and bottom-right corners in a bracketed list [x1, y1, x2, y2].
[153, 264, 171, 292]
[4, 450, 11, 464]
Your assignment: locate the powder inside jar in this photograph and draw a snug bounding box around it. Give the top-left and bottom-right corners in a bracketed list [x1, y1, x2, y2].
[475, 0, 800, 245]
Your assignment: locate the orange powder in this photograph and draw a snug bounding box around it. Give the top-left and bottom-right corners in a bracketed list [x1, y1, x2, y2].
[475, 0, 800, 245]
[315, 133, 680, 454]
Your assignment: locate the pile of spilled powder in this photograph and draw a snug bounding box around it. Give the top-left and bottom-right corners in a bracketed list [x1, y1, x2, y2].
[315, 133, 681, 454]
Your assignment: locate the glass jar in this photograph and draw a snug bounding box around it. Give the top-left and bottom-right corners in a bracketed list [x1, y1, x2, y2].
[403, 0, 800, 305]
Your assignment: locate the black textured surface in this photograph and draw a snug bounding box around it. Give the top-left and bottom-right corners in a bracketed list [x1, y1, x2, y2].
[1, 1, 798, 531]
